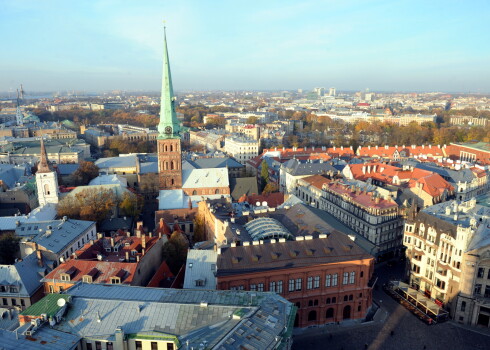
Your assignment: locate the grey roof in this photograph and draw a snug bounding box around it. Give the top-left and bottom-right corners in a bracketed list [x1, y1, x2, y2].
[89, 174, 128, 187]
[183, 250, 218, 289]
[53, 283, 295, 350]
[415, 162, 475, 183]
[467, 220, 490, 252]
[282, 158, 338, 176]
[186, 157, 244, 170]
[278, 203, 378, 256]
[0, 327, 80, 350]
[0, 164, 27, 188]
[56, 163, 80, 175]
[99, 217, 133, 232]
[229, 177, 259, 201]
[95, 155, 137, 169]
[182, 168, 229, 189]
[16, 219, 95, 254]
[421, 200, 490, 230]
[139, 161, 158, 174]
[0, 203, 57, 232]
[0, 252, 46, 297]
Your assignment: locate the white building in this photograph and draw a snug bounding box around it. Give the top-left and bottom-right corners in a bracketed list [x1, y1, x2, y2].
[35, 138, 59, 206]
[224, 136, 259, 165]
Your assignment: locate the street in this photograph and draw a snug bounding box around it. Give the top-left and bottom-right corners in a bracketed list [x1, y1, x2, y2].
[292, 261, 490, 350]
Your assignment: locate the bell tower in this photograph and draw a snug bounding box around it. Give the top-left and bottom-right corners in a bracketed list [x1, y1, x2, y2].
[36, 137, 59, 206]
[157, 27, 182, 190]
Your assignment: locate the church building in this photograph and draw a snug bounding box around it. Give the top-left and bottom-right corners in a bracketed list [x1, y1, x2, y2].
[156, 28, 230, 210]
[36, 137, 59, 207]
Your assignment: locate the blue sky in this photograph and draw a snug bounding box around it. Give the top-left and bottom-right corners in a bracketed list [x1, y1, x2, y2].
[1, 0, 489, 92]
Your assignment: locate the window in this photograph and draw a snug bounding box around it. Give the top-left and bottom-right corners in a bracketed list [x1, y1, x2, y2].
[485, 285, 490, 298]
[111, 277, 121, 284]
[349, 272, 355, 284]
[461, 301, 466, 312]
[167, 344, 174, 350]
[289, 279, 295, 292]
[83, 276, 93, 283]
[344, 295, 348, 302]
[325, 274, 331, 287]
[332, 273, 338, 286]
[349, 294, 353, 301]
[307, 277, 313, 290]
[277, 280, 283, 294]
[477, 268, 485, 278]
[95, 341, 102, 350]
[107, 343, 113, 350]
[258, 283, 264, 292]
[192, 190, 197, 195]
[21, 299, 25, 306]
[135, 341, 142, 350]
[11, 299, 16, 306]
[250, 284, 257, 291]
[308, 310, 317, 321]
[151, 342, 158, 350]
[215, 189, 220, 194]
[326, 308, 334, 318]
[343, 272, 349, 285]
[269, 281, 276, 293]
[314, 276, 320, 289]
[487, 269, 490, 279]
[296, 278, 302, 291]
[86, 343, 93, 350]
[2, 298, 7, 305]
[332, 297, 336, 303]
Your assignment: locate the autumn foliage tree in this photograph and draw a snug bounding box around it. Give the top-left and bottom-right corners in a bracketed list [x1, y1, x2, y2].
[162, 231, 189, 274]
[57, 188, 116, 224]
[119, 192, 144, 219]
[72, 161, 99, 185]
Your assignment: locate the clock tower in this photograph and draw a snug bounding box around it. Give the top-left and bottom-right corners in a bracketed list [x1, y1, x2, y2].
[157, 27, 182, 190]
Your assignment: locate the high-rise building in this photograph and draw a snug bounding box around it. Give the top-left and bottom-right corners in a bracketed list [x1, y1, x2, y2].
[329, 87, 336, 96]
[35, 137, 59, 206]
[157, 28, 183, 191]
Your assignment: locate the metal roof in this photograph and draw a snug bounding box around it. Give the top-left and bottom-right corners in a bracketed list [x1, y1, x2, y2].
[183, 250, 218, 290]
[0, 252, 46, 297]
[16, 218, 95, 255]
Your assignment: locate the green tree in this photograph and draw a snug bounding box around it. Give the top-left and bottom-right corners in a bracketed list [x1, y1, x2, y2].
[192, 214, 206, 243]
[262, 182, 278, 195]
[0, 233, 20, 264]
[260, 160, 269, 191]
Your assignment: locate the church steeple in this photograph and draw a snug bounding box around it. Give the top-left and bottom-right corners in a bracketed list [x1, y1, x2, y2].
[37, 137, 51, 173]
[157, 26, 180, 139]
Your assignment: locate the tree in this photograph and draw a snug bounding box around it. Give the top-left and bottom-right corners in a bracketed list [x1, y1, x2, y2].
[192, 214, 206, 243]
[246, 116, 258, 124]
[162, 231, 189, 274]
[262, 182, 278, 195]
[72, 161, 99, 185]
[0, 233, 20, 264]
[119, 192, 143, 219]
[260, 160, 269, 191]
[57, 188, 117, 224]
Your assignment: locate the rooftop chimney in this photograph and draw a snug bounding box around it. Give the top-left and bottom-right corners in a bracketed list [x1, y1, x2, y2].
[36, 249, 43, 267]
[142, 235, 146, 249]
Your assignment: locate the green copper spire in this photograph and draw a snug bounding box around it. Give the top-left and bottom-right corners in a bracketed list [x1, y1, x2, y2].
[158, 26, 180, 139]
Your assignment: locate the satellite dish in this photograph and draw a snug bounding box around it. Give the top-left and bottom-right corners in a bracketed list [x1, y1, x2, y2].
[262, 201, 267, 207]
[57, 298, 66, 307]
[256, 202, 261, 207]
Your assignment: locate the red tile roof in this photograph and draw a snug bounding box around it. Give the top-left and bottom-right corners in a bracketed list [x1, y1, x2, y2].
[246, 192, 285, 208]
[146, 260, 175, 288]
[357, 145, 445, 159]
[44, 259, 137, 285]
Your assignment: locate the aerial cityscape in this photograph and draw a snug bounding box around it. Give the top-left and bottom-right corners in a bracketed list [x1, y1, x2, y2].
[1, 1, 490, 350]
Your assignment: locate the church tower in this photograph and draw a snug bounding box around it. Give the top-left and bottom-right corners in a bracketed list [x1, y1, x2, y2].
[157, 27, 182, 190]
[36, 137, 59, 206]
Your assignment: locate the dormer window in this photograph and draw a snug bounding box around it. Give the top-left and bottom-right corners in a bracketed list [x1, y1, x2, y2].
[110, 277, 121, 284]
[60, 273, 70, 281]
[9, 286, 18, 293]
[82, 275, 93, 283]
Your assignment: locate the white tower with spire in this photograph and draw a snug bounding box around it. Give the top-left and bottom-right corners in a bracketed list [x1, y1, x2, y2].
[36, 138, 59, 206]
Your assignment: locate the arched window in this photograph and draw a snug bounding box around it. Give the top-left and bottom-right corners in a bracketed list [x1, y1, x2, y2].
[171, 161, 174, 170]
[326, 308, 334, 318]
[326, 298, 331, 304]
[344, 295, 348, 302]
[171, 179, 174, 185]
[44, 184, 50, 195]
[192, 190, 197, 195]
[215, 189, 220, 194]
[308, 300, 313, 307]
[170, 144, 173, 152]
[164, 145, 167, 152]
[165, 162, 169, 170]
[308, 310, 317, 322]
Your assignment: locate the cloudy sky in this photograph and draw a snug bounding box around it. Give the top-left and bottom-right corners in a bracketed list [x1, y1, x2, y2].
[1, 0, 489, 93]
